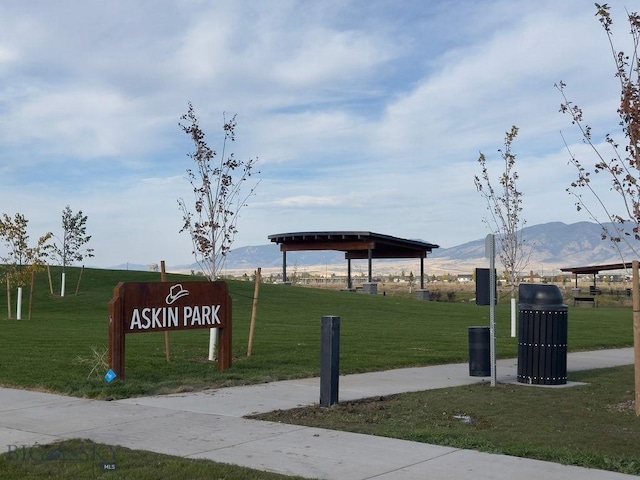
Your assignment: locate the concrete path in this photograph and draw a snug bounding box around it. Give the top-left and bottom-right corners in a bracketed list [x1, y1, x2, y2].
[0, 348, 636, 479]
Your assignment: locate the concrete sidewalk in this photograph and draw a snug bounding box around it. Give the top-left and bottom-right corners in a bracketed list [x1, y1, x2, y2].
[0, 348, 636, 479]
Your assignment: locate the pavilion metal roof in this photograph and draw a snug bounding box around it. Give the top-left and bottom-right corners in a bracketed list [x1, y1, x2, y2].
[267, 231, 439, 259]
[560, 262, 634, 275]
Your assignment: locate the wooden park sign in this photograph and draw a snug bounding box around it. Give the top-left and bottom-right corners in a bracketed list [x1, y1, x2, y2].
[108, 281, 232, 379]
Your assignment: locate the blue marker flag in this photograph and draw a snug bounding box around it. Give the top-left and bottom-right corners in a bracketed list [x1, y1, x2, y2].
[105, 369, 117, 383]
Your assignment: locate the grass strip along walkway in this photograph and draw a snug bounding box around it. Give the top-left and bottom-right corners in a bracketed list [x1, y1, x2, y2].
[253, 365, 640, 476]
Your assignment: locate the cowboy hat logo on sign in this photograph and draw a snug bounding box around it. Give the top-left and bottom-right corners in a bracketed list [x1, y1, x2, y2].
[166, 284, 190, 304]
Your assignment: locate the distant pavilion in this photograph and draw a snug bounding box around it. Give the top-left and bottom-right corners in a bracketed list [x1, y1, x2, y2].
[267, 231, 439, 292]
[561, 262, 634, 288]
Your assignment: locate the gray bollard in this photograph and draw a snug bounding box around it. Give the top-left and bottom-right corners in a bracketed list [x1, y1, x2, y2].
[320, 315, 340, 407]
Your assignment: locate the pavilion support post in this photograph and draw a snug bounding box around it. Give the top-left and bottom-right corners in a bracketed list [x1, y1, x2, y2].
[347, 258, 352, 289]
[282, 251, 288, 284]
[368, 248, 373, 283]
[420, 257, 425, 290]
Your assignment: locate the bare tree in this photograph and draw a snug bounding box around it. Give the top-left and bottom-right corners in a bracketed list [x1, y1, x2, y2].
[178, 102, 259, 359]
[178, 103, 259, 280]
[51, 205, 94, 297]
[558, 4, 640, 415]
[0, 213, 52, 319]
[474, 126, 530, 337]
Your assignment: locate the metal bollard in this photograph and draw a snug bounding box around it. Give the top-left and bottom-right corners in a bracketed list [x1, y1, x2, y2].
[320, 315, 340, 407]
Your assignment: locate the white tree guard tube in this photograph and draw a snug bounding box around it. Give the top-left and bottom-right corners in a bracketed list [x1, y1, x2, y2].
[16, 287, 22, 320]
[208, 328, 218, 361]
[511, 298, 516, 338]
[61, 272, 66, 297]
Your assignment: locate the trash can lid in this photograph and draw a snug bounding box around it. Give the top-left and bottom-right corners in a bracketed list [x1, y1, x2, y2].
[519, 283, 564, 306]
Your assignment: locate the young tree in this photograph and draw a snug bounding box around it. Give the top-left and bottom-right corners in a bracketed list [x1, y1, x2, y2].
[178, 102, 259, 359]
[558, 4, 640, 414]
[178, 103, 259, 279]
[0, 213, 52, 319]
[474, 126, 530, 337]
[558, 5, 640, 259]
[51, 206, 94, 297]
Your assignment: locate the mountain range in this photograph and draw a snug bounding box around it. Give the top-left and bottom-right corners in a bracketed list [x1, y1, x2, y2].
[429, 221, 635, 263]
[208, 221, 637, 274]
[114, 222, 638, 275]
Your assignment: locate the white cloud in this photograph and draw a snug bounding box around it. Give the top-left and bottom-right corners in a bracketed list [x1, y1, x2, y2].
[374, 5, 614, 161]
[270, 195, 347, 208]
[271, 28, 394, 86]
[0, 0, 635, 266]
[0, 45, 18, 65]
[3, 88, 128, 156]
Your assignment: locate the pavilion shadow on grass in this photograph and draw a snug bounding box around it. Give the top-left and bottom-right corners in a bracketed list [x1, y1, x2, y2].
[268, 231, 439, 294]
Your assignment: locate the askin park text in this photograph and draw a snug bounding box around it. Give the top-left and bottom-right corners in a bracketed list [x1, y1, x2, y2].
[129, 303, 222, 331]
[128, 283, 222, 331]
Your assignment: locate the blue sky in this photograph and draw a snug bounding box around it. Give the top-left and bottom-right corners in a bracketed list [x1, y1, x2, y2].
[0, 0, 633, 267]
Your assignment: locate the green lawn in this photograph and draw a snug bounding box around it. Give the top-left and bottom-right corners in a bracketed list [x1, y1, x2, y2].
[0, 439, 313, 480]
[0, 266, 637, 478]
[0, 266, 633, 398]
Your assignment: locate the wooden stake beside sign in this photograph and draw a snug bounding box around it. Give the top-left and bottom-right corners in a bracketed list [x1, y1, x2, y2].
[75, 265, 85, 296]
[160, 261, 171, 363]
[47, 265, 54, 295]
[108, 281, 232, 379]
[6, 276, 11, 320]
[247, 268, 261, 357]
[28, 271, 35, 320]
